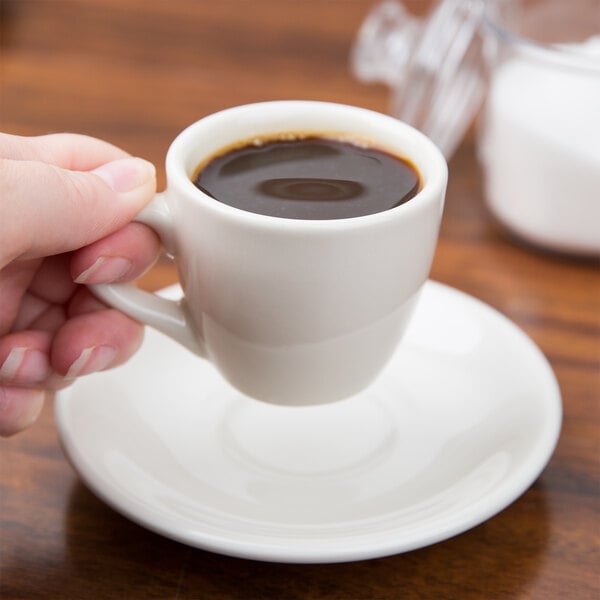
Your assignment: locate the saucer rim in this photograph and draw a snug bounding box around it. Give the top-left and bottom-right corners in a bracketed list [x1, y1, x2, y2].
[55, 281, 562, 563]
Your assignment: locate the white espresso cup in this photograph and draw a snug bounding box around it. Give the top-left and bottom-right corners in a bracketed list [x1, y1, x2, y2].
[92, 101, 447, 406]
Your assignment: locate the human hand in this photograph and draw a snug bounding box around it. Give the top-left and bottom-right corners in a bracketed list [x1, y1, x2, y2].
[0, 132, 159, 436]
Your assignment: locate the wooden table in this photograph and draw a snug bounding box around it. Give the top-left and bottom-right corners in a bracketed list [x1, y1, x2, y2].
[1, 1, 598, 598]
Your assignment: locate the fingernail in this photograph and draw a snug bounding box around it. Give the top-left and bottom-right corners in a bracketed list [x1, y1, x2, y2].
[66, 345, 116, 378]
[0, 348, 49, 384]
[74, 256, 133, 284]
[92, 157, 155, 193]
[0, 387, 45, 437]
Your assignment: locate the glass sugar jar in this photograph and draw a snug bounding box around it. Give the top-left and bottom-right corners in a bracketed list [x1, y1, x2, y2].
[352, 0, 600, 256]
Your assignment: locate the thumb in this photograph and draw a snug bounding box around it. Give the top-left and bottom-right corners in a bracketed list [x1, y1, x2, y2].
[1, 156, 156, 262]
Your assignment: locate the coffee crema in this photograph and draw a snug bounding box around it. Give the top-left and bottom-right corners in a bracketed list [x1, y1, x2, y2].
[192, 135, 421, 220]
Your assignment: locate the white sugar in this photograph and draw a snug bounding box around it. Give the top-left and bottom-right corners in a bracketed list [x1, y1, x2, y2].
[478, 36, 600, 254]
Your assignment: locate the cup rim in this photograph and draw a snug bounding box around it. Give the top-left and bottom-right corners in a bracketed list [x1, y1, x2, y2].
[165, 100, 447, 230]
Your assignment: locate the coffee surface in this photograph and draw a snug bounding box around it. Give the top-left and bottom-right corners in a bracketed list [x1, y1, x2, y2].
[193, 137, 420, 220]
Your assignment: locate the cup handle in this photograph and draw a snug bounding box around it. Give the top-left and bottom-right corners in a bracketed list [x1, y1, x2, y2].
[89, 193, 207, 357]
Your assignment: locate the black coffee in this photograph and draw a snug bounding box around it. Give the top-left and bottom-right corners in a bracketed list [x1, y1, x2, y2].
[192, 136, 420, 220]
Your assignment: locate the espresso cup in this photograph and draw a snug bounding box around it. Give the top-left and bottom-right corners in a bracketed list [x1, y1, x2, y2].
[92, 101, 447, 405]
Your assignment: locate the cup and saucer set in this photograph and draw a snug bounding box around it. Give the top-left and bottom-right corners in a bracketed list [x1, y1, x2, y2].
[56, 101, 561, 564]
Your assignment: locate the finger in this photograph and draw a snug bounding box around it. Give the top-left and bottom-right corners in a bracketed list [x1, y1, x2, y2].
[67, 287, 108, 317]
[0, 257, 40, 334]
[0, 132, 129, 170]
[6, 256, 73, 334]
[0, 330, 52, 386]
[71, 222, 161, 284]
[51, 309, 144, 377]
[26, 254, 77, 304]
[0, 386, 45, 437]
[0, 155, 156, 264]
[0, 327, 75, 391]
[17, 301, 66, 336]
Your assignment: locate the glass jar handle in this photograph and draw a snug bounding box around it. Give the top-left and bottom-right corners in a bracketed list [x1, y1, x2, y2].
[352, 0, 488, 158]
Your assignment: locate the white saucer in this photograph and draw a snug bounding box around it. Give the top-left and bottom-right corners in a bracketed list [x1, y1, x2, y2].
[55, 282, 561, 564]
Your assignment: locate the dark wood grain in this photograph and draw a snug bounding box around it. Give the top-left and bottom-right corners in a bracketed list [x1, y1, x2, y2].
[1, 1, 599, 598]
